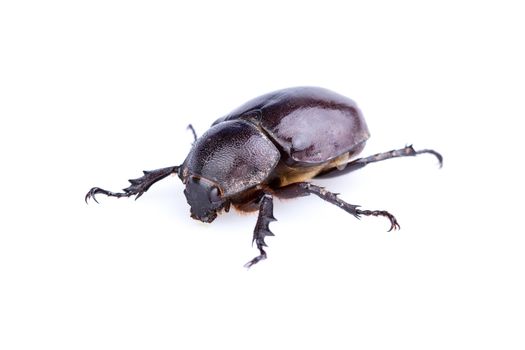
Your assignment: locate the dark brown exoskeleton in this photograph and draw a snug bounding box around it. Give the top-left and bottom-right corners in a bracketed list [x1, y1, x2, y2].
[86, 87, 442, 267]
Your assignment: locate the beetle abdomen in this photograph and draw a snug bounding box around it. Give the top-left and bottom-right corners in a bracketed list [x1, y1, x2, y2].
[219, 87, 370, 165]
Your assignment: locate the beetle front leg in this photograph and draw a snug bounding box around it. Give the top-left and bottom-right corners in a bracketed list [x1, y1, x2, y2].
[275, 182, 400, 231]
[244, 194, 277, 268]
[317, 145, 443, 178]
[85, 166, 179, 203]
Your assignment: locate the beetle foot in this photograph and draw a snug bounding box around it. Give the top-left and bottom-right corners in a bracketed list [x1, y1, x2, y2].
[414, 148, 443, 168]
[85, 182, 145, 204]
[244, 248, 267, 269]
[356, 209, 400, 231]
[84, 187, 131, 204]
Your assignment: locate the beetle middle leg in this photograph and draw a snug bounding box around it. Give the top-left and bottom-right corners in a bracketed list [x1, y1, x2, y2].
[85, 166, 179, 203]
[244, 194, 277, 268]
[275, 182, 400, 231]
[317, 145, 443, 178]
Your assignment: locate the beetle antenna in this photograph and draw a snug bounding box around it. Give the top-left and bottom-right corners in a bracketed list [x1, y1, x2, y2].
[187, 124, 198, 144]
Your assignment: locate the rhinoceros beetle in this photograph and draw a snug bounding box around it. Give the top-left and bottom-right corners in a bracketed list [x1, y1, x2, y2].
[86, 87, 442, 267]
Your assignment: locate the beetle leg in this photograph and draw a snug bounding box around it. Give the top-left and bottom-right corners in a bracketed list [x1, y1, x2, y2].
[316, 145, 443, 178]
[244, 194, 277, 268]
[85, 166, 179, 203]
[275, 182, 400, 231]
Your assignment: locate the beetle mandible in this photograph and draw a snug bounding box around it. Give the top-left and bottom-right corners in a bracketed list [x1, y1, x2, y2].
[86, 87, 442, 267]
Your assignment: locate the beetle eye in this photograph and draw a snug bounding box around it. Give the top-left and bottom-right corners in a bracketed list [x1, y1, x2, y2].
[209, 187, 221, 203]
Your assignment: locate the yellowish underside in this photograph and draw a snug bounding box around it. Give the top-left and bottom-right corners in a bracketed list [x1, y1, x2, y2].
[277, 152, 351, 187]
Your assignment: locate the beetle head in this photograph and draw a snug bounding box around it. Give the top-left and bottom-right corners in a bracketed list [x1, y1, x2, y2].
[183, 176, 229, 223]
[180, 120, 280, 222]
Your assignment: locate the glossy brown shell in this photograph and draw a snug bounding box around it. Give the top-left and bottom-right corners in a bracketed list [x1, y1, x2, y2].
[215, 87, 370, 165]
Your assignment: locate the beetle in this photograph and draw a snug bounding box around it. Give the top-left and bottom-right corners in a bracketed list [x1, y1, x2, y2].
[86, 86, 442, 267]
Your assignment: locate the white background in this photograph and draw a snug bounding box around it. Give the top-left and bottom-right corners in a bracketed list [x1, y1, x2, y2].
[1, 1, 524, 349]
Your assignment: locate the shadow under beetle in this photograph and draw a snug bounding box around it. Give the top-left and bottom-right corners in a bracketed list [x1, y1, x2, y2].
[86, 87, 442, 268]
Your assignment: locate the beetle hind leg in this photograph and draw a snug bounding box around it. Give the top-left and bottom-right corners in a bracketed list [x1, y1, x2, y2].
[275, 182, 400, 231]
[85, 166, 179, 203]
[317, 145, 443, 178]
[244, 194, 277, 268]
